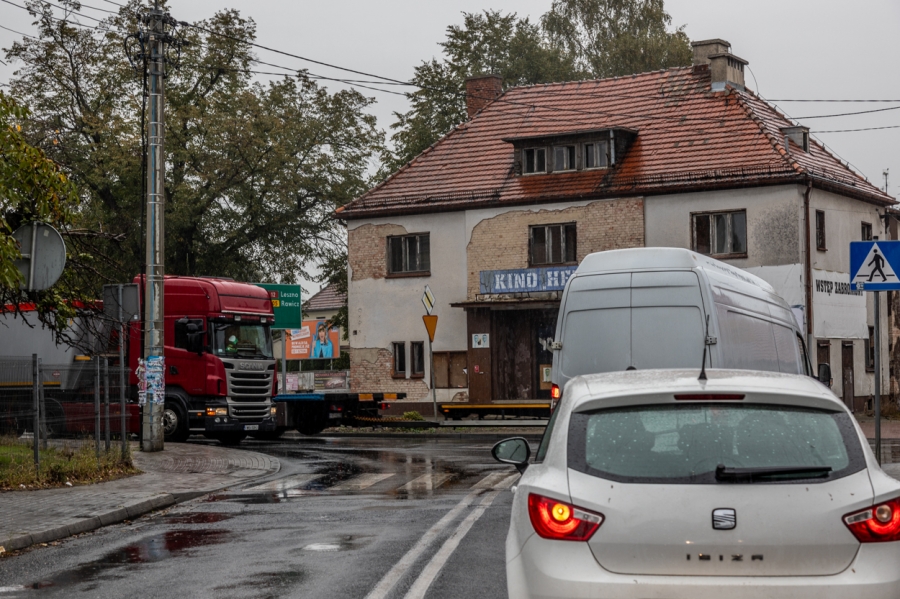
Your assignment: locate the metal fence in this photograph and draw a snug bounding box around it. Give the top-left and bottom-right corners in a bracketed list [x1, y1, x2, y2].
[0, 355, 133, 474]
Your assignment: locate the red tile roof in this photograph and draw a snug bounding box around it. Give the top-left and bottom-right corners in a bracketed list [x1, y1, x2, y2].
[337, 66, 893, 219]
[303, 283, 346, 312]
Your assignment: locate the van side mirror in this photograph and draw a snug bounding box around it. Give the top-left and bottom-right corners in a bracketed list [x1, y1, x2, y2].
[492, 437, 530, 474]
[817, 363, 832, 386]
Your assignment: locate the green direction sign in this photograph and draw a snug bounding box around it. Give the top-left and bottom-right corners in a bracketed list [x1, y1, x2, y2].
[256, 283, 302, 329]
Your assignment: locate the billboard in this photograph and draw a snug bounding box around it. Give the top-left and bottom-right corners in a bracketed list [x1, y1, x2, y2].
[286, 320, 341, 359]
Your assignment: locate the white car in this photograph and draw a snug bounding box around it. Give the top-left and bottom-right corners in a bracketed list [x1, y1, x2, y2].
[493, 369, 900, 599]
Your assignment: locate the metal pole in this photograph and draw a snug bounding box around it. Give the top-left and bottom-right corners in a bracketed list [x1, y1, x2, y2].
[104, 358, 111, 452]
[94, 357, 101, 461]
[119, 286, 127, 458]
[142, 8, 167, 452]
[32, 354, 39, 471]
[39, 358, 46, 451]
[282, 330, 287, 394]
[429, 338, 437, 419]
[876, 290, 882, 465]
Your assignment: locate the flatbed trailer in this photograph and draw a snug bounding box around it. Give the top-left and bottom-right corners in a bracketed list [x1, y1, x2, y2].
[439, 401, 551, 420]
[269, 391, 406, 437]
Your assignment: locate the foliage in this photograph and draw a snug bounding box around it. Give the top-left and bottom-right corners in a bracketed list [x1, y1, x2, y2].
[5, 1, 382, 287]
[541, 0, 692, 79]
[315, 243, 349, 338]
[0, 91, 87, 331]
[385, 1, 690, 173]
[384, 10, 581, 173]
[0, 437, 136, 490]
[402, 411, 425, 421]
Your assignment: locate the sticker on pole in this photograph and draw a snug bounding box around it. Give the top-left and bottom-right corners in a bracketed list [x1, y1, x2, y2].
[850, 241, 900, 291]
[422, 285, 436, 315]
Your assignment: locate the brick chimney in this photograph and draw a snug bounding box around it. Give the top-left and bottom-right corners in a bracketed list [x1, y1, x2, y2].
[465, 74, 503, 118]
[691, 39, 748, 92]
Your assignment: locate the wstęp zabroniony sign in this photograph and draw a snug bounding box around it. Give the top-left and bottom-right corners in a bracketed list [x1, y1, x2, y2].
[479, 266, 578, 294]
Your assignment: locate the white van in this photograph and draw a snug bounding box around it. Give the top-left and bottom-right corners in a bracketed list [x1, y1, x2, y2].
[551, 248, 822, 395]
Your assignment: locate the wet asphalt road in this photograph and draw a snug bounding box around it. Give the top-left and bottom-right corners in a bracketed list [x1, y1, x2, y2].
[0, 435, 527, 599]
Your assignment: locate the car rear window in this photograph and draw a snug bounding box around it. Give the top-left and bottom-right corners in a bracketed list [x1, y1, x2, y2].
[568, 403, 865, 484]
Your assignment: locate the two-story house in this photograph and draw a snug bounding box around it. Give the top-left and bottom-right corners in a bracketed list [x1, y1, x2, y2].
[336, 39, 895, 412]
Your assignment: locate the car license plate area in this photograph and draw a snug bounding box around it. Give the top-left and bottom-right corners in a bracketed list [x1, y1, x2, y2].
[328, 413, 342, 419]
[244, 424, 259, 431]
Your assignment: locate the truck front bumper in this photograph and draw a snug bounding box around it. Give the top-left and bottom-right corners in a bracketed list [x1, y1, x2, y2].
[204, 414, 276, 433]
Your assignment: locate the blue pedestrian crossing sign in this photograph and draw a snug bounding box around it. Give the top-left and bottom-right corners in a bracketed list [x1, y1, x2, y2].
[850, 241, 900, 291]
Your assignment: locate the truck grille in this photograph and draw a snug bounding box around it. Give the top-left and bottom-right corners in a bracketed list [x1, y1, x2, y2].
[229, 404, 270, 421]
[226, 369, 273, 402]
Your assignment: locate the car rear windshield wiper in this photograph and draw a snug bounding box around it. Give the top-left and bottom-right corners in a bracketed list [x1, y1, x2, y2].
[715, 464, 832, 482]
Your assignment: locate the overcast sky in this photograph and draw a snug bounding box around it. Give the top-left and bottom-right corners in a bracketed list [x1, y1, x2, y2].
[2, 0, 899, 289]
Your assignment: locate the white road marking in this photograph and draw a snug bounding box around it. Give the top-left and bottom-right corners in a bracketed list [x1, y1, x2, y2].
[402, 490, 502, 599]
[397, 473, 453, 493]
[471, 471, 519, 489]
[364, 490, 483, 599]
[303, 543, 341, 552]
[330, 473, 394, 491]
[495, 473, 520, 489]
[0, 587, 26, 593]
[244, 473, 322, 492]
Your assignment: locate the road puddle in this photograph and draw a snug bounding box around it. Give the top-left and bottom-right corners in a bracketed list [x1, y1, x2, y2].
[26, 530, 229, 590]
[166, 512, 233, 525]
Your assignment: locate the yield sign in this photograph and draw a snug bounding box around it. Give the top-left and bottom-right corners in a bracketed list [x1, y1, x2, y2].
[850, 241, 900, 291]
[422, 315, 438, 342]
[422, 285, 436, 315]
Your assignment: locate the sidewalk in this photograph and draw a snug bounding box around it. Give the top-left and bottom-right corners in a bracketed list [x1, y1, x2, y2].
[0, 442, 279, 553]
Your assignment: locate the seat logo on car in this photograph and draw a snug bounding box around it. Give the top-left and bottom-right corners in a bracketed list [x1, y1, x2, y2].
[712, 508, 736, 530]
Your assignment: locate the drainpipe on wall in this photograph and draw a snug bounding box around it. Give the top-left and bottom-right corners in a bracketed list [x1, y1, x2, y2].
[804, 181, 814, 348]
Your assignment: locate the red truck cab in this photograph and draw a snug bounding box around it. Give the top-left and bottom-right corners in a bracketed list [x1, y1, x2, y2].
[130, 276, 276, 444]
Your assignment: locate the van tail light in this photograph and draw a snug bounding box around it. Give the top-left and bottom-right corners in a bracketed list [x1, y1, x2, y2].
[551, 384, 561, 400]
[528, 494, 603, 541]
[844, 497, 900, 542]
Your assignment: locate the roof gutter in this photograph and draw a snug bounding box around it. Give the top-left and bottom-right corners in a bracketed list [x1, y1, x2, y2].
[804, 180, 813, 339]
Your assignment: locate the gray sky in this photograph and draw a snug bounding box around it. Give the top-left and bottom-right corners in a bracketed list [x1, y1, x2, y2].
[2, 0, 899, 289]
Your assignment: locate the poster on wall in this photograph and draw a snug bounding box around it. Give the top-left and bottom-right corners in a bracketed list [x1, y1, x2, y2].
[812, 269, 867, 339]
[286, 320, 341, 359]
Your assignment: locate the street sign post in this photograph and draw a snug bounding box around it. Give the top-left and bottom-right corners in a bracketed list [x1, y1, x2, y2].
[850, 240, 900, 465]
[256, 283, 302, 394]
[421, 286, 438, 417]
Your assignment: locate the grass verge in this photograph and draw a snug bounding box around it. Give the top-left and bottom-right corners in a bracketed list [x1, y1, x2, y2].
[0, 436, 139, 491]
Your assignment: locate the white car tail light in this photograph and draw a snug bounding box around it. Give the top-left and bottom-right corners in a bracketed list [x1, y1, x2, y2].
[528, 494, 603, 541]
[844, 497, 900, 542]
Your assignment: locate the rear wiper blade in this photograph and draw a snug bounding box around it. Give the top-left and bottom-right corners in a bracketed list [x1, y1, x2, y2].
[715, 464, 832, 481]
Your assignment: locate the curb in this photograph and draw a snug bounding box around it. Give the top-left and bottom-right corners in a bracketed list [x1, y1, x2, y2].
[0, 455, 280, 554]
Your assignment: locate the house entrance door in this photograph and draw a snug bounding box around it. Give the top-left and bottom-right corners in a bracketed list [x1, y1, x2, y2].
[842, 342, 855, 411]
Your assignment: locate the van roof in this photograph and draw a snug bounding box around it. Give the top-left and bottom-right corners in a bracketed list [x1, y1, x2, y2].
[564, 369, 841, 412]
[576, 248, 775, 294]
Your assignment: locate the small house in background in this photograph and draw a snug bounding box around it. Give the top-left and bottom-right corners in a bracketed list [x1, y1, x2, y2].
[337, 39, 895, 412]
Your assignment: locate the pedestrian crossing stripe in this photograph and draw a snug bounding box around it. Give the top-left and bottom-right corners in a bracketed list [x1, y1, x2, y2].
[852, 242, 898, 285]
[242, 470, 518, 494]
[245, 473, 323, 492]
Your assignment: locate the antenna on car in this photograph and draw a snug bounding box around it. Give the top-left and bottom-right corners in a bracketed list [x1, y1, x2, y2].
[699, 314, 710, 381]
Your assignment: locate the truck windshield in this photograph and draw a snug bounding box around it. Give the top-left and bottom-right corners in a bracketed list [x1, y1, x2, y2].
[212, 323, 273, 358]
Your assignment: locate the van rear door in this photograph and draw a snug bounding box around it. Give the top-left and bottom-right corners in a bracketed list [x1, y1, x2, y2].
[557, 270, 707, 383]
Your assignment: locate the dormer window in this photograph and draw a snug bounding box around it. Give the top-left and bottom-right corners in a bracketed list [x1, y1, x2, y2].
[584, 140, 610, 169]
[553, 145, 576, 171]
[781, 126, 810, 153]
[524, 148, 547, 174]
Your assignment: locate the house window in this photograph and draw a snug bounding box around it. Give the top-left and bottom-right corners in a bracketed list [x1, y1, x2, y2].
[531, 223, 577, 265]
[392, 342, 406, 377]
[867, 326, 875, 372]
[862, 222, 873, 241]
[583, 140, 609, 169]
[693, 210, 747, 257]
[388, 233, 430, 275]
[410, 341, 425, 377]
[816, 210, 826, 250]
[553, 145, 576, 171]
[524, 148, 546, 174]
[434, 351, 468, 388]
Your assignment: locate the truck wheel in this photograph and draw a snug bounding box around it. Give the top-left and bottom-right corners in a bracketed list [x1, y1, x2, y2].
[163, 402, 190, 443]
[296, 420, 326, 436]
[218, 433, 246, 446]
[250, 428, 286, 441]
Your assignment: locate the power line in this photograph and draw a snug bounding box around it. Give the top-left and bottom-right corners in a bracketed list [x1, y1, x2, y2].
[0, 0, 107, 31]
[770, 99, 900, 103]
[795, 105, 900, 120]
[815, 125, 900, 133]
[0, 23, 38, 39]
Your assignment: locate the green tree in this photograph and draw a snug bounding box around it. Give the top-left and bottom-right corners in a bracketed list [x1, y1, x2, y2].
[384, 10, 580, 173]
[541, 0, 692, 79]
[5, 1, 382, 286]
[0, 90, 88, 330]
